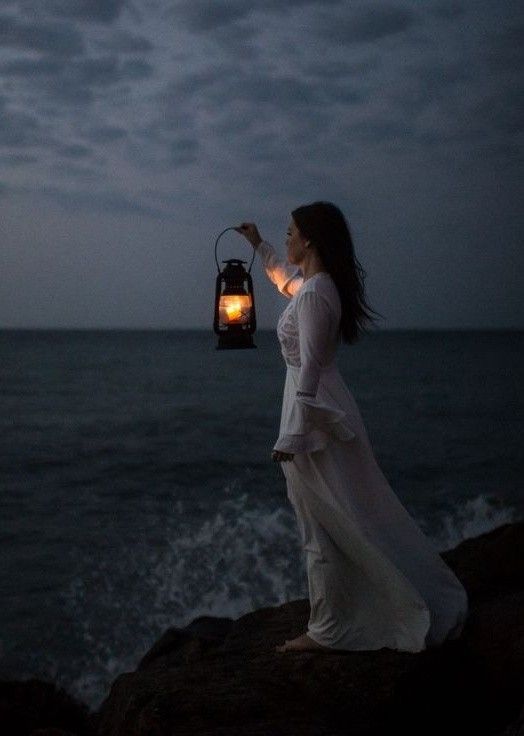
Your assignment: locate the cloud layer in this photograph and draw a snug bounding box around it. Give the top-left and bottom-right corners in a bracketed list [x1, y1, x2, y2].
[0, 0, 522, 327]
[1, 1, 522, 207]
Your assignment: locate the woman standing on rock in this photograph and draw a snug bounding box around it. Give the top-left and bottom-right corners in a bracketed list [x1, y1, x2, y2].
[235, 201, 469, 654]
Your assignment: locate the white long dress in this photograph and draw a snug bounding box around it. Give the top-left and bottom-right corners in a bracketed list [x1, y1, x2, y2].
[257, 240, 469, 652]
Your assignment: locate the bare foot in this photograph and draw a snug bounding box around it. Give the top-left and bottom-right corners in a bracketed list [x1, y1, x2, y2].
[275, 632, 332, 653]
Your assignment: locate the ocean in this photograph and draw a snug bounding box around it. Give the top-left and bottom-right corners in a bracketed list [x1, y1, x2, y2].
[1, 328, 522, 710]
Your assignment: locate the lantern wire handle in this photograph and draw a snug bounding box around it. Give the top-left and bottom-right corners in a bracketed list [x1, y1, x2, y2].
[214, 227, 256, 274]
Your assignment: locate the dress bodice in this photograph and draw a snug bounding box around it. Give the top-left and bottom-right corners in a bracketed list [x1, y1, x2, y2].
[255, 239, 354, 454]
[276, 298, 302, 367]
[276, 273, 341, 374]
[255, 240, 341, 383]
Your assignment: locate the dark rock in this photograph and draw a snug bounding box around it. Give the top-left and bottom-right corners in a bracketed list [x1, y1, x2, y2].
[3, 523, 522, 735]
[93, 521, 524, 736]
[30, 729, 80, 736]
[441, 521, 524, 601]
[136, 616, 234, 671]
[495, 702, 524, 736]
[0, 678, 93, 736]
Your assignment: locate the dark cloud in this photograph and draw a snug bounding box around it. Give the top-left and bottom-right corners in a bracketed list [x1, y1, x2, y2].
[168, 0, 342, 32]
[314, 6, 416, 44]
[345, 118, 414, 143]
[208, 113, 256, 137]
[57, 143, 92, 159]
[429, 0, 465, 19]
[67, 55, 137, 86]
[302, 57, 380, 80]
[21, 0, 127, 23]
[414, 61, 472, 91]
[0, 13, 85, 55]
[0, 100, 41, 147]
[63, 189, 164, 218]
[0, 53, 154, 108]
[128, 125, 200, 170]
[0, 1, 521, 221]
[0, 0, 521, 330]
[232, 74, 324, 107]
[49, 161, 103, 181]
[163, 66, 326, 110]
[171, 3, 251, 32]
[167, 136, 199, 165]
[84, 125, 127, 143]
[483, 23, 524, 73]
[320, 81, 367, 105]
[120, 58, 153, 80]
[233, 129, 297, 164]
[43, 79, 95, 106]
[96, 29, 154, 53]
[143, 65, 338, 174]
[69, 55, 154, 85]
[470, 88, 524, 137]
[6, 182, 167, 217]
[163, 66, 231, 97]
[203, 28, 259, 61]
[0, 56, 65, 76]
[0, 152, 38, 165]
[385, 59, 474, 120]
[134, 106, 195, 146]
[415, 128, 476, 146]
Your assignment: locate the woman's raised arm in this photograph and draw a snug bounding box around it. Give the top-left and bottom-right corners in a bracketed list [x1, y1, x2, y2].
[255, 240, 303, 298]
[233, 223, 303, 298]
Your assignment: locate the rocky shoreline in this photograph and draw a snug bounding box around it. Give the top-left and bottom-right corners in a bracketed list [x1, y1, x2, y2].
[2, 521, 523, 736]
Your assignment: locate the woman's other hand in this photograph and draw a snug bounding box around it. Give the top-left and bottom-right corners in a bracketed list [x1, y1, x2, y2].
[234, 222, 263, 248]
[272, 450, 294, 462]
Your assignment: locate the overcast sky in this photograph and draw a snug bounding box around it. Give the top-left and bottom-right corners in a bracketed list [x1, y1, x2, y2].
[0, 0, 522, 330]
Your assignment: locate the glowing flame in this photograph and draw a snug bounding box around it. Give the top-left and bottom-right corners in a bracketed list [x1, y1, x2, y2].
[220, 294, 252, 324]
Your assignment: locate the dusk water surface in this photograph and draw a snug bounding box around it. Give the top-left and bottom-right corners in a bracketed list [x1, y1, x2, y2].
[1, 328, 522, 708]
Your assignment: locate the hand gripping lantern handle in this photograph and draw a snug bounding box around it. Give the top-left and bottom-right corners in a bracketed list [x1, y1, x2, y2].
[214, 227, 256, 274]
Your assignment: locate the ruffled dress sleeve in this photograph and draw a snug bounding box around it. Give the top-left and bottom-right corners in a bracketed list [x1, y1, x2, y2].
[273, 289, 357, 454]
[256, 240, 303, 298]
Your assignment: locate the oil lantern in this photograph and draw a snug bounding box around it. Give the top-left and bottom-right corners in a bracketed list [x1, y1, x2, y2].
[213, 227, 257, 350]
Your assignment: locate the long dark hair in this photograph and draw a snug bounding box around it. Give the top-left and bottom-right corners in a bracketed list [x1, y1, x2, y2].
[291, 201, 383, 344]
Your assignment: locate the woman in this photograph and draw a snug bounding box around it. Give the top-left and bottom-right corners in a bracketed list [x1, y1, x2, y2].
[234, 201, 469, 654]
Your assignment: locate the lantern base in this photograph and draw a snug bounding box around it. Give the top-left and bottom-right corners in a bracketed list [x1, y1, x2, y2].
[216, 333, 257, 350]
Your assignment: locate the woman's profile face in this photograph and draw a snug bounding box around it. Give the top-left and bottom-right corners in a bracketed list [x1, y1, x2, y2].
[286, 218, 309, 265]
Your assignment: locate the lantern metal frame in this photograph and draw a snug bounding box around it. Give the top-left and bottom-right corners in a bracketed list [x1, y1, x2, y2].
[213, 227, 257, 350]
